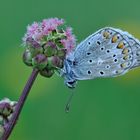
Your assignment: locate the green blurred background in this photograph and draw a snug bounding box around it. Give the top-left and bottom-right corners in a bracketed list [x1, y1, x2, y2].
[1, 0, 140, 139]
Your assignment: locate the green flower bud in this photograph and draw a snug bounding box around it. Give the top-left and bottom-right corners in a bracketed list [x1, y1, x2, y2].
[44, 42, 57, 57]
[57, 49, 66, 59]
[32, 54, 48, 70]
[26, 37, 43, 56]
[0, 98, 17, 121]
[48, 56, 63, 68]
[40, 68, 54, 78]
[23, 49, 32, 66]
[29, 46, 43, 57]
[0, 103, 12, 117]
[3, 108, 12, 117]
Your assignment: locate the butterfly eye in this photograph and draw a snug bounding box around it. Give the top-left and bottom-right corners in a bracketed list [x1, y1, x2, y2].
[68, 81, 76, 85]
[67, 81, 76, 89]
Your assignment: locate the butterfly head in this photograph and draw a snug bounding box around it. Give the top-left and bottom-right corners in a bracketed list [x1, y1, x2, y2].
[65, 80, 77, 89]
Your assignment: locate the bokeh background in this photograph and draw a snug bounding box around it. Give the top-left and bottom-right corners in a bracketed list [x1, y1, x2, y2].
[1, 0, 140, 139]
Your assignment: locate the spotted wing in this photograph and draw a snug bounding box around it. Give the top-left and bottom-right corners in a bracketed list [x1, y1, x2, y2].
[72, 27, 139, 80]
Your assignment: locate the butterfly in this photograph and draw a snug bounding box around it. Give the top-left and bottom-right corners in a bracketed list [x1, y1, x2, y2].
[60, 27, 140, 89]
[59, 27, 140, 112]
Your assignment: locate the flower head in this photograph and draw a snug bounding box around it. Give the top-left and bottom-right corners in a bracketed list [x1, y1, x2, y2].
[22, 18, 76, 78]
[23, 18, 76, 52]
[0, 98, 17, 138]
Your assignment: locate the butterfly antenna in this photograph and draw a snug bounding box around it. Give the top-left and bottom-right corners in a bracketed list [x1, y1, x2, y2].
[65, 91, 75, 113]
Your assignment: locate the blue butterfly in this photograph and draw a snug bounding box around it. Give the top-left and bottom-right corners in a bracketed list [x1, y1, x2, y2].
[60, 27, 140, 88]
[60, 27, 140, 112]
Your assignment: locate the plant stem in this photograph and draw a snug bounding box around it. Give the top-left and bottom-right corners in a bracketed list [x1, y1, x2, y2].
[1, 69, 39, 140]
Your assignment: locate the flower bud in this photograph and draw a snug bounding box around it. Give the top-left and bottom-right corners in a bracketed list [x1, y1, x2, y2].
[26, 37, 43, 56]
[40, 68, 54, 78]
[57, 49, 66, 59]
[32, 54, 48, 70]
[44, 41, 57, 57]
[49, 56, 63, 68]
[0, 98, 17, 122]
[29, 47, 43, 57]
[23, 49, 32, 66]
[0, 103, 12, 117]
[26, 37, 41, 49]
[0, 98, 17, 138]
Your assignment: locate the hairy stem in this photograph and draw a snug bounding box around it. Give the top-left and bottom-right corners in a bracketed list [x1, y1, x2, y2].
[1, 69, 39, 140]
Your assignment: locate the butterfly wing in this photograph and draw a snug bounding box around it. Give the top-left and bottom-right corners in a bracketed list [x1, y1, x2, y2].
[71, 27, 139, 80]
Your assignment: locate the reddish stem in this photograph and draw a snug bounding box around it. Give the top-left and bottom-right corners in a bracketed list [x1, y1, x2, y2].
[1, 69, 39, 140]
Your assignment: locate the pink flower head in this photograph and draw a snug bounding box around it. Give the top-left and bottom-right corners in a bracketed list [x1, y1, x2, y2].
[23, 18, 64, 43]
[22, 18, 77, 74]
[23, 18, 76, 54]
